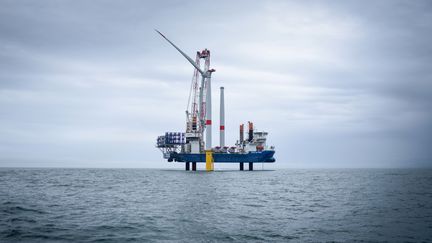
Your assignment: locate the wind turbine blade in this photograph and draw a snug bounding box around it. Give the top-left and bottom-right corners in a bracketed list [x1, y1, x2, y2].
[155, 29, 205, 76]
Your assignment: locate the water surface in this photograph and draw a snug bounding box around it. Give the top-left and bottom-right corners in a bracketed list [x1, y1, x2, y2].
[1, 168, 431, 242]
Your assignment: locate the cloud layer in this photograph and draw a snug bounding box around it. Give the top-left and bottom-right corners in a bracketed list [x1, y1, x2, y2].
[0, 0, 431, 168]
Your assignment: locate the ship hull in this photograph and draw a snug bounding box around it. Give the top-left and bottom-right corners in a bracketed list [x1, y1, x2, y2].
[170, 150, 275, 163]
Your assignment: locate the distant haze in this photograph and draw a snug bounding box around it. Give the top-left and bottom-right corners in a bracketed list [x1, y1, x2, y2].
[0, 0, 431, 168]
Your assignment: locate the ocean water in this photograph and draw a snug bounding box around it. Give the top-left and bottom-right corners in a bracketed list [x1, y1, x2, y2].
[0, 168, 431, 242]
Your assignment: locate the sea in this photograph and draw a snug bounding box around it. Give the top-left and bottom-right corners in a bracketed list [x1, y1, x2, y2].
[0, 168, 431, 242]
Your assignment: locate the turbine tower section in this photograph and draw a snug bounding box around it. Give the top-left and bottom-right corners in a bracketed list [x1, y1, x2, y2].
[220, 87, 225, 147]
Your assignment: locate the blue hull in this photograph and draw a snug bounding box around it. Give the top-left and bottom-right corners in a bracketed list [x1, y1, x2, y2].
[170, 150, 275, 163]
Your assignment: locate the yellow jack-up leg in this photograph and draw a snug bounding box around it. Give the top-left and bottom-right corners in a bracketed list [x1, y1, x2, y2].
[205, 150, 214, 171]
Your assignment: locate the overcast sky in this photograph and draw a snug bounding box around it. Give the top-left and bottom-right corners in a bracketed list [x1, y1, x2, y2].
[0, 0, 431, 168]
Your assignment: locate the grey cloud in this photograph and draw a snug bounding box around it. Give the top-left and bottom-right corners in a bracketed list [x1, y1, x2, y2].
[0, 0, 431, 168]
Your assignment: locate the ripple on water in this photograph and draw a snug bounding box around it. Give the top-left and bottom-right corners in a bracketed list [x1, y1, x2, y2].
[0, 168, 431, 242]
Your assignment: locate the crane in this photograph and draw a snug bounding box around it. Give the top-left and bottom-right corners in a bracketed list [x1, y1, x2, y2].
[155, 30, 215, 155]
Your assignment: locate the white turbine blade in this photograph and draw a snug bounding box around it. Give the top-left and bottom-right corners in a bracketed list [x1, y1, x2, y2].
[155, 29, 205, 76]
